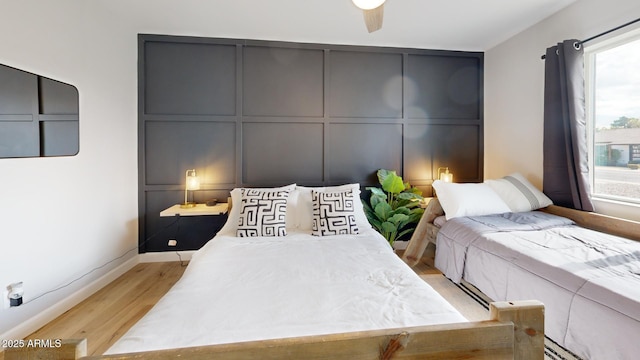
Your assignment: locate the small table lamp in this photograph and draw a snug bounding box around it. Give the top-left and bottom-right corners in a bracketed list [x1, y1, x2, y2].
[181, 169, 200, 208]
[438, 167, 453, 183]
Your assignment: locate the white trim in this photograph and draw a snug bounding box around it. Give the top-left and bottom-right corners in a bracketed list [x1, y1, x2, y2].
[592, 196, 640, 222]
[585, 29, 640, 209]
[0, 255, 139, 348]
[139, 251, 196, 263]
[584, 26, 640, 53]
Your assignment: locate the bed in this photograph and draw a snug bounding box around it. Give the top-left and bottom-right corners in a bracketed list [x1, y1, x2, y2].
[12, 183, 545, 360]
[105, 203, 468, 352]
[405, 174, 640, 360]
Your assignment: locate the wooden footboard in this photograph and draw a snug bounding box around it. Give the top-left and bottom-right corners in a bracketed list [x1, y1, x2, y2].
[541, 205, 640, 242]
[5, 301, 544, 360]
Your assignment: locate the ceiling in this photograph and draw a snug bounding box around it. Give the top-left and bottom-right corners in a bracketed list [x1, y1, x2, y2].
[376, 0, 579, 50]
[99, 0, 579, 51]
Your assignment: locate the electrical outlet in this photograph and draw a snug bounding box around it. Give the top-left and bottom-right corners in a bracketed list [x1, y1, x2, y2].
[168, 239, 178, 247]
[6, 282, 24, 307]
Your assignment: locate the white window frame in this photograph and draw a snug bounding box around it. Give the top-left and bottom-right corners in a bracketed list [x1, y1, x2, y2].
[584, 27, 640, 206]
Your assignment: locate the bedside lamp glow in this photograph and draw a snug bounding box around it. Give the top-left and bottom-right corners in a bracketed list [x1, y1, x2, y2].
[181, 169, 200, 208]
[437, 167, 453, 183]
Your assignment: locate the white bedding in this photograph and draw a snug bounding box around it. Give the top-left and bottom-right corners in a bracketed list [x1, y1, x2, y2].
[107, 227, 466, 354]
[434, 212, 640, 360]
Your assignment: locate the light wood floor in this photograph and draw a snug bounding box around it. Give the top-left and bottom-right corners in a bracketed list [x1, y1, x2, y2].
[5, 243, 486, 358]
[18, 262, 188, 357]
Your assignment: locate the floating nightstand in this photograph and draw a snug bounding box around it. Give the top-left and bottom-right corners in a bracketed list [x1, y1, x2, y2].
[160, 203, 229, 217]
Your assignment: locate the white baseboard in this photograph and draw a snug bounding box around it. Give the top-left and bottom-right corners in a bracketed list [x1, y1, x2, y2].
[139, 250, 196, 263]
[0, 255, 139, 346]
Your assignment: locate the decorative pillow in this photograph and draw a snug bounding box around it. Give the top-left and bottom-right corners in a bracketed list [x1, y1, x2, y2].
[296, 184, 370, 231]
[432, 180, 511, 220]
[485, 173, 553, 212]
[311, 190, 359, 236]
[236, 189, 290, 237]
[218, 184, 295, 235]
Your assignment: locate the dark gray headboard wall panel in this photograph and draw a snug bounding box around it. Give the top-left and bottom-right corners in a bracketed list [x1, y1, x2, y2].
[139, 34, 483, 252]
[242, 122, 324, 184]
[145, 121, 236, 185]
[406, 55, 480, 119]
[144, 41, 237, 115]
[328, 123, 403, 184]
[329, 51, 403, 118]
[243, 47, 324, 117]
[404, 124, 481, 183]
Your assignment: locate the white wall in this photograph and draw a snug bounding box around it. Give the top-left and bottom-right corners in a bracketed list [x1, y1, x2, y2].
[484, 0, 640, 221]
[0, 1, 139, 337]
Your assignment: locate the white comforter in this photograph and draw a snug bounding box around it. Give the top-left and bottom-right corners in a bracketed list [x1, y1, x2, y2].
[106, 228, 466, 354]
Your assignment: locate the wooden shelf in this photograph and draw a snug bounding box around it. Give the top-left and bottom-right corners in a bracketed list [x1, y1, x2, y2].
[160, 203, 228, 217]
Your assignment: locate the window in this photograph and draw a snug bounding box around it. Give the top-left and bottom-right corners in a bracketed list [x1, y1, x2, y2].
[585, 30, 640, 204]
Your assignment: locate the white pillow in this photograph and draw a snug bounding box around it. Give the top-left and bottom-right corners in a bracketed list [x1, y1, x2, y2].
[485, 173, 553, 212]
[237, 189, 289, 237]
[218, 184, 296, 235]
[311, 190, 359, 236]
[295, 184, 370, 231]
[432, 180, 511, 220]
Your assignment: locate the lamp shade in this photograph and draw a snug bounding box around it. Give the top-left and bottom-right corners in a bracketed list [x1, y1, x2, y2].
[186, 170, 200, 191]
[437, 167, 453, 183]
[181, 169, 200, 208]
[352, 0, 385, 10]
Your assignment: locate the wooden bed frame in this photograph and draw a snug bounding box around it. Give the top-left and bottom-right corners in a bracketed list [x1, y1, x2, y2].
[10, 197, 574, 360]
[13, 200, 638, 360]
[6, 300, 544, 360]
[7, 196, 547, 359]
[29, 200, 634, 359]
[402, 198, 640, 268]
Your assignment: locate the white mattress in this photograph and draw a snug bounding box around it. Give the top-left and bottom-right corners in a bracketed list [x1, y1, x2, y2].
[106, 228, 466, 354]
[435, 212, 640, 360]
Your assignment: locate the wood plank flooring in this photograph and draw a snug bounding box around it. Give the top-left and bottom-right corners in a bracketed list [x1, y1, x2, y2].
[3, 243, 485, 358]
[398, 242, 441, 275]
[19, 262, 188, 357]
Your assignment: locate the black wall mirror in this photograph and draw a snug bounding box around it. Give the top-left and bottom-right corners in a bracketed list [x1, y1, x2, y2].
[0, 63, 79, 158]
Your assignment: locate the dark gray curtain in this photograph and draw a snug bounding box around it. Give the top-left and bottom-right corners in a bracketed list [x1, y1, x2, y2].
[543, 39, 594, 211]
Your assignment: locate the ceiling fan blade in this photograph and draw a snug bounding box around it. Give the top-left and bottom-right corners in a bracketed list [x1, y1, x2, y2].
[363, 3, 384, 33]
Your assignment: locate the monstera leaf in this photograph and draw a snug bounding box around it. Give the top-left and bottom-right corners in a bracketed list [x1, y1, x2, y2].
[378, 169, 405, 194]
[363, 169, 424, 247]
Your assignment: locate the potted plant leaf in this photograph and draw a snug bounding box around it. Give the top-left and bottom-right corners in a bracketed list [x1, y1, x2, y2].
[362, 169, 424, 247]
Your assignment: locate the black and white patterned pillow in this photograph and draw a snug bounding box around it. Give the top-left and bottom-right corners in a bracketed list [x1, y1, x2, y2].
[311, 190, 359, 236]
[237, 189, 289, 237]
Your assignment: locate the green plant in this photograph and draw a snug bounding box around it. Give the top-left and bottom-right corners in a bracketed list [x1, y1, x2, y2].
[362, 169, 424, 247]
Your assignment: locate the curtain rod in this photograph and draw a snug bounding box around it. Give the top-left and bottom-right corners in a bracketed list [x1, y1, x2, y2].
[541, 17, 640, 59]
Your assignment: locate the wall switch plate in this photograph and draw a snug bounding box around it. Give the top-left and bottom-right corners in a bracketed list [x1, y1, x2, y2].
[168, 239, 178, 246]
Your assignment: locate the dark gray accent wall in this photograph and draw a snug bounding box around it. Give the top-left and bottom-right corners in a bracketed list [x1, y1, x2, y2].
[0, 64, 79, 158]
[139, 34, 483, 252]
